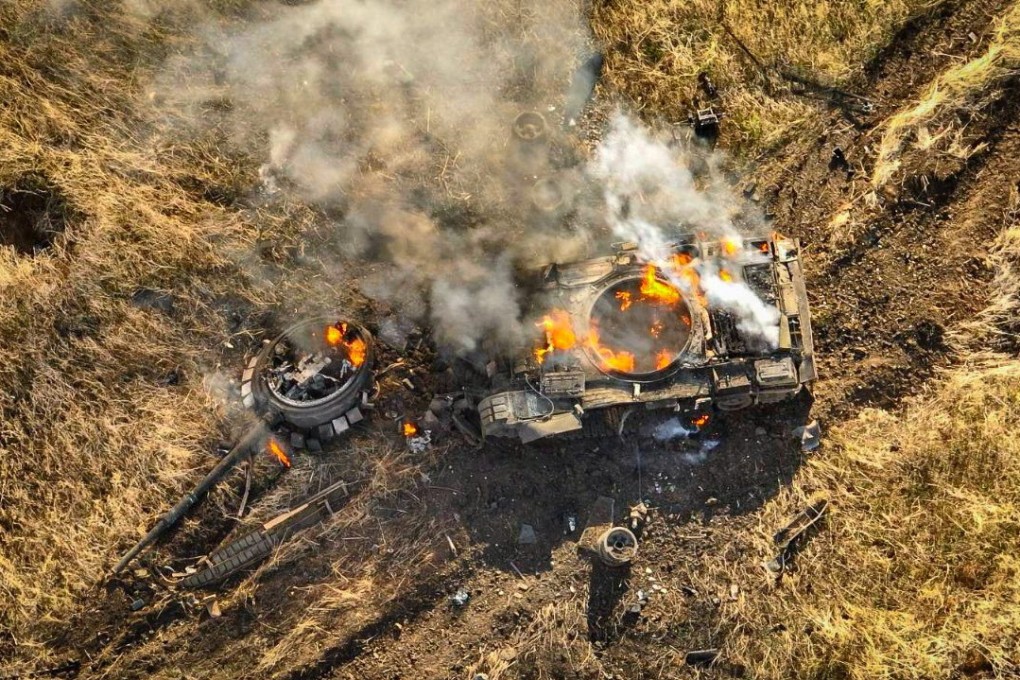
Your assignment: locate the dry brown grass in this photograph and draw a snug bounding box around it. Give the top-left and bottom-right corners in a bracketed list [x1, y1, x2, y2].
[592, 0, 938, 153]
[0, 0, 273, 664]
[873, 2, 1020, 186]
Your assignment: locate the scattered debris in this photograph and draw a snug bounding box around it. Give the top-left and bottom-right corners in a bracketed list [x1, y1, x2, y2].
[130, 598, 145, 611]
[765, 498, 828, 575]
[697, 71, 718, 99]
[402, 419, 432, 453]
[685, 649, 719, 666]
[829, 147, 850, 172]
[518, 524, 537, 545]
[450, 589, 470, 607]
[628, 589, 650, 614]
[565, 515, 577, 534]
[792, 419, 822, 451]
[205, 598, 222, 618]
[628, 502, 648, 531]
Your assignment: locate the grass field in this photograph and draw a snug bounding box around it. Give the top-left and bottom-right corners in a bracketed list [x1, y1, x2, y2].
[1, 0, 1018, 678]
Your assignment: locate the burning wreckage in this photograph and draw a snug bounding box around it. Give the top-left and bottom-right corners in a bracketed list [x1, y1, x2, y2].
[110, 96, 815, 589]
[476, 232, 815, 443]
[112, 231, 815, 585]
[237, 230, 815, 447]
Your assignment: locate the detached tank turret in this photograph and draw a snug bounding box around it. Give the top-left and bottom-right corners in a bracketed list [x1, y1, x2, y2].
[477, 232, 815, 443]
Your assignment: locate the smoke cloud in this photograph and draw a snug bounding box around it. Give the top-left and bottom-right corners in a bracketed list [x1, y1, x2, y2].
[589, 114, 782, 348]
[141, 0, 780, 356]
[152, 0, 596, 354]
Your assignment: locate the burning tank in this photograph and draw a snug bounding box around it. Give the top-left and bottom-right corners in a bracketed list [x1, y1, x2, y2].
[477, 233, 815, 443]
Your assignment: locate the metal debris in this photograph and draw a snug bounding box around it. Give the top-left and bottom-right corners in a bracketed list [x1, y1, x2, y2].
[518, 524, 537, 545]
[597, 526, 638, 567]
[685, 649, 719, 666]
[792, 419, 822, 451]
[450, 589, 470, 607]
[628, 502, 648, 531]
[765, 498, 828, 575]
[829, 147, 849, 171]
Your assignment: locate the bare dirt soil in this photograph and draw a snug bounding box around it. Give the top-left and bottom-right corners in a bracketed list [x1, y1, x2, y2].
[4, 1, 1020, 679]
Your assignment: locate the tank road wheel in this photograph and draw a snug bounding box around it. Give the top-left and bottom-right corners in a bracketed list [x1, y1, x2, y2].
[597, 526, 638, 567]
[240, 317, 375, 439]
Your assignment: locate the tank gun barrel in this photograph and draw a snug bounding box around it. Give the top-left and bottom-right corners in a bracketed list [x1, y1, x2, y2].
[111, 424, 267, 575]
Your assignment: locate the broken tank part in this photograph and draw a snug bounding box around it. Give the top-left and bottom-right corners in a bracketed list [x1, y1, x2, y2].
[512, 111, 547, 143]
[182, 478, 355, 588]
[597, 526, 638, 567]
[477, 233, 815, 442]
[530, 177, 564, 213]
[243, 317, 375, 433]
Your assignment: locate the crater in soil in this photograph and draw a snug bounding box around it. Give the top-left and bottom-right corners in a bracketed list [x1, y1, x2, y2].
[0, 175, 77, 256]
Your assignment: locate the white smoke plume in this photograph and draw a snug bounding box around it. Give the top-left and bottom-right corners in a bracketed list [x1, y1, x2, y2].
[652, 417, 694, 441]
[700, 268, 782, 348]
[590, 113, 782, 349]
[147, 0, 593, 355]
[130, 0, 783, 357]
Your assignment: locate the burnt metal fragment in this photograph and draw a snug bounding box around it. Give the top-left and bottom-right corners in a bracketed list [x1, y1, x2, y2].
[111, 424, 267, 575]
[765, 498, 828, 575]
[685, 649, 719, 666]
[181, 478, 356, 588]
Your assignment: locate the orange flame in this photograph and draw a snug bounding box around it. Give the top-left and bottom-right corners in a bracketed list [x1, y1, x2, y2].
[325, 325, 342, 345]
[758, 241, 770, 255]
[267, 438, 292, 468]
[402, 421, 418, 437]
[615, 290, 633, 311]
[534, 310, 578, 364]
[670, 255, 706, 306]
[640, 265, 681, 305]
[655, 349, 672, 370]
[673, 252, 693, 266]
[692, 413, 710, 429]
[586, 323, 635, 373]
[719, 269, 734, 283]
[326, 322, 367, 367]
[650, 318, 664, 338]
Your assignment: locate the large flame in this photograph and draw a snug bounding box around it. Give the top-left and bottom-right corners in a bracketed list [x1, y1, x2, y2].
[722, 236, 742, 257]
[534, 262, 696, 373]
[671, 253, 706, 305]
[585, 323, 635, 373]
[326, 322, 367, 367]
[267, 437, 292, 468]
[402, 421, 418, 437]
[655, 349, 672, 370]
[534, 310, 577, 363]
[640, 264, 681, 305]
